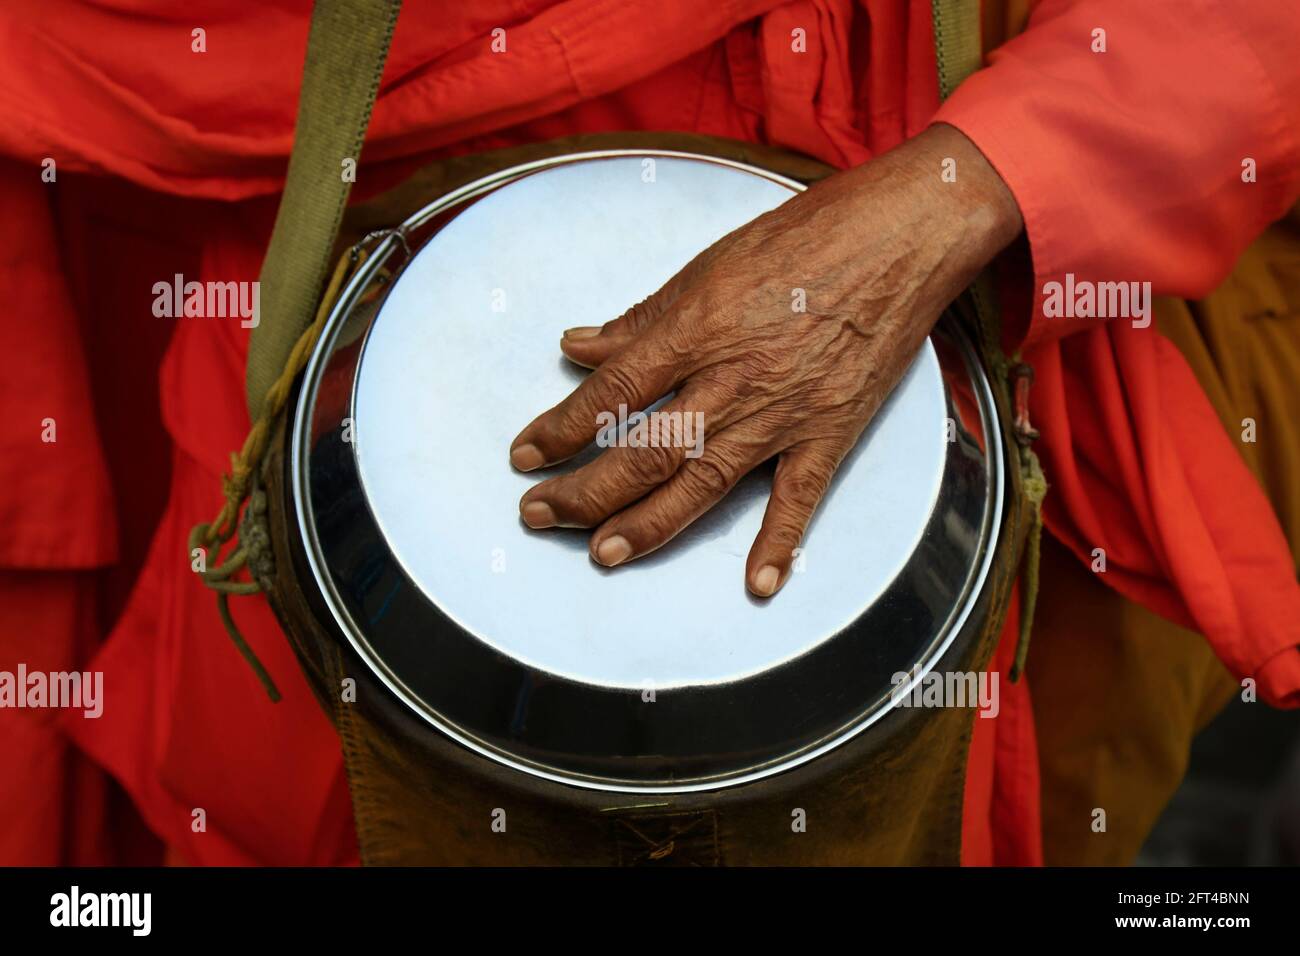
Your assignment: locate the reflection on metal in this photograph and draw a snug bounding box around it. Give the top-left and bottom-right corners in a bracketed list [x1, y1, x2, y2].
[290, 151, 1006, 792]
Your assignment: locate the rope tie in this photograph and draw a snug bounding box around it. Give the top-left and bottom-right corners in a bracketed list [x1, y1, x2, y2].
[188, 246, 371, 701]
[1008, 360, 1047, 682]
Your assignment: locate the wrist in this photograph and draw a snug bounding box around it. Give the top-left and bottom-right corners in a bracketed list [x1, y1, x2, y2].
[918, 122, 1023, 266]
[863, 123, 1024, 318]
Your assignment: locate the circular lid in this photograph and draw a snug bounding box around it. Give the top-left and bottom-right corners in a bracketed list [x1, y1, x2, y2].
[292, 151, 1003, 792]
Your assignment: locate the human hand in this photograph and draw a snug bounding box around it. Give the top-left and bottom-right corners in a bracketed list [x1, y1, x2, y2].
[510, 123, 1022, 597]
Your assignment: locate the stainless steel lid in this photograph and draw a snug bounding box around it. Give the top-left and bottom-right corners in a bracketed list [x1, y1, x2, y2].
[291, 151, 1005, 793]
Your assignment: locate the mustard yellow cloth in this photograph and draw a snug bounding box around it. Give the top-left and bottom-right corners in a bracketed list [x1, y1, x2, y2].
[1030, 214, 1300, 864]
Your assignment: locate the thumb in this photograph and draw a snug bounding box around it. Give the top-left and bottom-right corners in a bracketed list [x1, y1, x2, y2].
[559, 249, 706, 369]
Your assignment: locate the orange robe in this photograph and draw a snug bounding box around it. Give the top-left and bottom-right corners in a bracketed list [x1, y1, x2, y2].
[0, 0, 1296, 865]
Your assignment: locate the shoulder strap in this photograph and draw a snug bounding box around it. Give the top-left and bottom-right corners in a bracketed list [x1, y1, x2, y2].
[246, 0, 403, 419]
[190, 0, 402, 700]
[931, 0, 1047, 680]
[931, 0, 983, 98]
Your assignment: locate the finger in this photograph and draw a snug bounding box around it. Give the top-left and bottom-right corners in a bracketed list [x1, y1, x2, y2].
[559, 251, 703, 369]
[510, 342, 683, 471]
[519, 390, 717, 529]
[746, 442, 842, 597]
[588, 428, 767, 567]
[559, 295, 666, 370]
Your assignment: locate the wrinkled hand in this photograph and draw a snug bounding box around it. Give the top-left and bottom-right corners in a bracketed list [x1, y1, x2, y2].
[510, 124, 1022, 597]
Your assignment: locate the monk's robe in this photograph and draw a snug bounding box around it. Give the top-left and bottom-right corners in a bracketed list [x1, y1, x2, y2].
[0, 0, 1297, 865]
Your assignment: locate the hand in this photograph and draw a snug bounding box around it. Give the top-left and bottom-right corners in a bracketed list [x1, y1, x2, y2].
[510, 123, 1022, 597]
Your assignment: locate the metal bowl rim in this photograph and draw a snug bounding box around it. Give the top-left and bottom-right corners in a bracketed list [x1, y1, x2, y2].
[289, 149, 1007, 793]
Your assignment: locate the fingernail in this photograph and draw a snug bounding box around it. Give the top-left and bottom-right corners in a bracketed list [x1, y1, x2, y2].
[753, 565, 780, 597]
[563, 326, 601, 340]
[521, 501, 556, 529]
[595, 534, 632, 567]
[511, 443, 545, 471]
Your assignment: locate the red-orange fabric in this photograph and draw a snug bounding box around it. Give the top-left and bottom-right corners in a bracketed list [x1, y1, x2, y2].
[1, 0, 1294, 866]
[0, 165, 117, 569]
[0, 572, 106, 864]
[934, 0, 1300, 704]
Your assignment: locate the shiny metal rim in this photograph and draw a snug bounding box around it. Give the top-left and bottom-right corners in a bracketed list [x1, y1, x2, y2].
[289, 150, 1007, 793]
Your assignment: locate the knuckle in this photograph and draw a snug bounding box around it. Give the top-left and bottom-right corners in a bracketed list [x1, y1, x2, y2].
[596, 361, 643, 405]
[657, 323, 697, 375]
[683, 454, 736, 500]
[625, 296, 661, 330]
[702, 353, 772, 406]
[778, 460, 834, 512]
[623, 442, 681, 483]
[782, 472, 827, 510]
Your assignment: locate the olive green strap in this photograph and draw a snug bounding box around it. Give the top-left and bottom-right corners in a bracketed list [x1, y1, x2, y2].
[194, 0, 401, 698]
[246, 0, 403, 419]
[931, 0, 1047, 680]
[931, 0, 983, 98]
